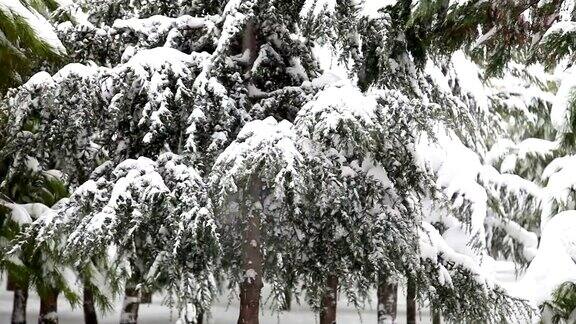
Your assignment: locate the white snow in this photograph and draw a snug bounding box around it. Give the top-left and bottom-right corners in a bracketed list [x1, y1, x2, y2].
[0, 0, 66, 55]
[550, 65, 576, 133]
[360, 0, 397, 19]
[487, 217, 538, 261]
[418, 129, 489, 243]
[540, 155, 576, 226]
[0, 201, 52, 225]
[213, 117, 301, 190]
[509, 211, 576, 305]
[23, 71, 53, 89]
[419, 222, 495, 288]
[542, 21, 576, 39]
[122, 47, 197, 77]
[0, 276, 435, 324]
[294, 82, 378, 141]
[451, 51, 489, 112]
[300, 0, 336, 18]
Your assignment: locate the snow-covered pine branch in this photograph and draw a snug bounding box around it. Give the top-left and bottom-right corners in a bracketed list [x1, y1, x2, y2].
[55, 153, 218, 323]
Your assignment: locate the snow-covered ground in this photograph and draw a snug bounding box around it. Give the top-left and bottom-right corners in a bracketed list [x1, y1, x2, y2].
[0, 261, 526, 323]
[0, 280, 433, 323]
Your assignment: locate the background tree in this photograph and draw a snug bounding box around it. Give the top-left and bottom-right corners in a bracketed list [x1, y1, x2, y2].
[210, 117, 302, 324]
[0, 0, 67, 92]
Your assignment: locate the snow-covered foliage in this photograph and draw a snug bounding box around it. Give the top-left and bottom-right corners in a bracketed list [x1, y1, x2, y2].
[291, 83, 425, 311]
[1, 45, 206, 185]
[0, 175, 79, 321]
[4, 0, 563, 322]
[511, 211, 576, 305]
[19, 153, 219, 320]
[0, 0, 67, 90]
[210, 116, 302, 311]
[0, 0, 65, 54]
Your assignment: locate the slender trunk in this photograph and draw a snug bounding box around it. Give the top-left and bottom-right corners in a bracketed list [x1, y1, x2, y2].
[140, 292, 152, 304]
[120, 286, 140, 324]
[12, 287, 28, 324]
[83, 284, 98, 324]
[319, 275, 338, 324]
[281, 287, 292, 311]
[196, 309, 204, 324]
[237, 208, 263, 324]
[7, 272, 16, 291]
[377, 276, 397, 324]
[38, 290, 59, 324]
[406, 278, 417, 324]
[432, 309, 441, 324]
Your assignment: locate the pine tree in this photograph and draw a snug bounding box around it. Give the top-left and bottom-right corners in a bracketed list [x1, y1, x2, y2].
[291, 83, 425, 323]
[1, 59, 112, 324]
[210, 117, 302, 324]
[0, 172, 76, 324]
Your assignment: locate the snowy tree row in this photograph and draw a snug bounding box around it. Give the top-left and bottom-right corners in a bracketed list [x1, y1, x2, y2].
[6, 0, 576, 323]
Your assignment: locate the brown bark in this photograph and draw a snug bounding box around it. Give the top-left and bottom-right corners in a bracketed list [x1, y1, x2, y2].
[280, 288, 292, 311]
[406, 278, 417, 324]
[377, 276, 398, 324]
[7, 272, 17, 291]
[38, 290, 59, 324]
[237, 209, 263, 324]
[11, 287, 28, 324]
[319, 275, 338, 324]
[196, 309, 204, 324]
[432, 309, 441, 324]
[120, 287, 140, 324]
[83, 284, 98, 324]
[140, 292, 152, 304]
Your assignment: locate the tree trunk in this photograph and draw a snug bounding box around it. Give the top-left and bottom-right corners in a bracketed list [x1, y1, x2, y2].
[319, 275, 338, 324]
[140, 292, 151, 304]
[7, 272, 17, 291]
[196, 309, 204, 324]
[12, 287, 28, 324]
[237, 210, 263, 324]
[120, 286, 140, 324]
[377, 276, 398, 324]
[281, 288, 292, 311]
[237, 175, 264, 324]
[406, 278, 417, 324]
[432, 309, 441, 324]
[38, 290, 59, 324]
[83, 284, 98, 324]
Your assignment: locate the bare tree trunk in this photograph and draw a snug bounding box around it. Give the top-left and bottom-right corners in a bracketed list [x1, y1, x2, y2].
[280, 287, 292, 311]
[406, 278, 417, 324]
[237, 177, 264, 324]
[237, 213, 263, 324]
[7, 272, 17, 291]
[12, 287, 28, 324]
[140, 292, 151, 304]
[38, 289, 59, 324]
[196, 309, 204, 324]
[377, 276, 398, 324]
[120, 286, 139, 324]
[319, 275, 338, 324]
[432, 309, 441, 324]
[83, 284, 98, 324]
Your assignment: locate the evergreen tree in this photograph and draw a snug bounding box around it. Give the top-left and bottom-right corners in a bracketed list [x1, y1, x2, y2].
[290, 83, 424, 324]
[0, 169, 76, 324]
[0, 0, 67, 92]
[210, 117, 302, 324]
